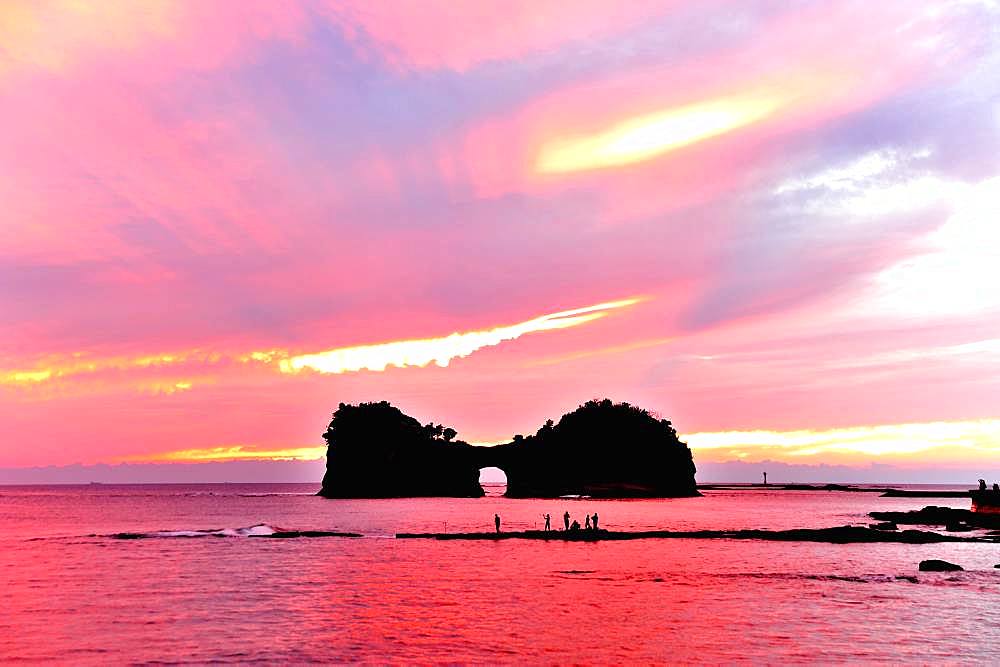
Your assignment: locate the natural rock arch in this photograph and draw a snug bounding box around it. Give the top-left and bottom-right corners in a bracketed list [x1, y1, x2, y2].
[318, 399, 699, 499]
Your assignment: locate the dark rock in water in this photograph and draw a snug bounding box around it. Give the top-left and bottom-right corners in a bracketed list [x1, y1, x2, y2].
[919, 559, 963, 572]
[870, 522, 898, 531]
[870, 506, 1000, 530]
[881, 489, 971, 498]
[945, 522, 974, 532]
[318, 399, 699, 498]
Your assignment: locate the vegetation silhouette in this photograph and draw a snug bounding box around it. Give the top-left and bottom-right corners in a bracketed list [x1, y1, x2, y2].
[318, 398, 699, 498]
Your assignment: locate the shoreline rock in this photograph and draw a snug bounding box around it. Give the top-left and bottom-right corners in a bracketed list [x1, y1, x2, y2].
[396, 525, 993, 544]
[919, 559, 964, 572]
[870, 506, 1000, 530]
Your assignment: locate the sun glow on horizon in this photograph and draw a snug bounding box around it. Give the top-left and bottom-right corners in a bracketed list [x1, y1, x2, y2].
[536, 95, 782, 174]
[111, 418, 1000, 466]
[686, 420, 1000, 463]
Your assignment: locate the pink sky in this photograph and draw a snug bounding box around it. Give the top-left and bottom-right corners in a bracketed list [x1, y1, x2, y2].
[2, 1, 1000, 479]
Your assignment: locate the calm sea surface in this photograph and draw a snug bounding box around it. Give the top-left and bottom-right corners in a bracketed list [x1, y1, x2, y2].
[2, 483, 998, 663]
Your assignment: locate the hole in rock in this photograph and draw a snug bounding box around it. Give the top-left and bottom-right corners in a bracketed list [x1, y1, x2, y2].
[478, 467, 507, 495]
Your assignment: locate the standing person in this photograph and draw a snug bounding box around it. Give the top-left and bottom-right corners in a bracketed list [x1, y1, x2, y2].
[592, 513, 599, 530]
[563, 511, 570, 531]
[494, 514, 501, 533]
[585, 515, 591, 530]
[543, 514, 551, 531]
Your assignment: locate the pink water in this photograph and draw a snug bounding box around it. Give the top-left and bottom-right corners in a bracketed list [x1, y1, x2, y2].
[2, 484, 998, 663]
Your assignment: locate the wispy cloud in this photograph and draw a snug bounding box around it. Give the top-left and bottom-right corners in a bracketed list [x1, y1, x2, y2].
[120, 445, 326, 463]
[1, 297, 643, 390]
[536, 95, 781, 174]
[274, 298, 643, 375]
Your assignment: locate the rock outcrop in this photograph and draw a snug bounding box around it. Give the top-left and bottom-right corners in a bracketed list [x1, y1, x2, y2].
[318, 402, 484, 498]
[870, 506, 1000, 530]
[318, 399, 699, 498]
[481, 399, 699, 498]
[918, 559, 964, 572]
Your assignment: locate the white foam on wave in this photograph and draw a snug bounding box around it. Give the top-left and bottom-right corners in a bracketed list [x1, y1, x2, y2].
[125, 523, 282, 539]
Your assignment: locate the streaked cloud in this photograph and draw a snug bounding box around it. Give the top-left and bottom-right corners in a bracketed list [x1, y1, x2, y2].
[0, 351, 221, 388]
[121, 445, 326, 463]
[537, 95, 781, 174]
[273, 298, 642, 374]
[1, 298, 642, 390]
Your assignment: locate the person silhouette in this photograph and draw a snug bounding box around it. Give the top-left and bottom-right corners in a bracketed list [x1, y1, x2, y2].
[494, 514, 501, 533]
[543, 514, 551, 531]
[563, 511, 570, 531]
[592, 513, 599, 530]
[980, 479, 988, 491]
[994, 483, 999, 493]
[585, 515, 591, 530]
[570, 520, 580, 531]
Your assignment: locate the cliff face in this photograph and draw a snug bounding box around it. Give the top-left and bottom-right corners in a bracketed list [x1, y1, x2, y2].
[318, 402, 483, 498]
[318, 399, 699, 499]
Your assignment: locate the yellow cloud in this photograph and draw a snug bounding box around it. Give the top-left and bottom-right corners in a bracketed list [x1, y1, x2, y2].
[536, 95, 781, 174]
[122, 445, 326, 463]
[1, 297, 643, 388]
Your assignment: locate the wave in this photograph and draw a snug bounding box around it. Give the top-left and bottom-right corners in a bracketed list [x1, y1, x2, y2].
[108, 523, 362, 539]
[111, 523, 279, 539]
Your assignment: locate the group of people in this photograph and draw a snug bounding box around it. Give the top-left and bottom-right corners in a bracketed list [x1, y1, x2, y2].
[493, 511, 600, 533]
[556, 511, 599, 532]
[977, 479, 1000, 492]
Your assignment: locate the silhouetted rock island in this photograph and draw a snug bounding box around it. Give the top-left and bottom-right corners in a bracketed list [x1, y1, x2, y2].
[318, 399, 699, 498]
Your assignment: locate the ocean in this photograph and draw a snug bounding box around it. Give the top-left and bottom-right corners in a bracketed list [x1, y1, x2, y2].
[2, 483, 998, 663]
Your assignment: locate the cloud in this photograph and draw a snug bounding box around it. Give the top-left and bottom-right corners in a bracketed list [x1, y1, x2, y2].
[686, 420, 1000, 463]
[120, 444, 326, 463]
[2, 0, 1000, 473]
[536, 95, 782, 174]
[1, 297, 642, 391]
[319, 1, 676, 72]
[275, 298, 641, 374]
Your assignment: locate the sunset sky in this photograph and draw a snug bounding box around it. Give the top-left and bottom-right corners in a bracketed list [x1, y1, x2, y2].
[2, 1, 1000, 480]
